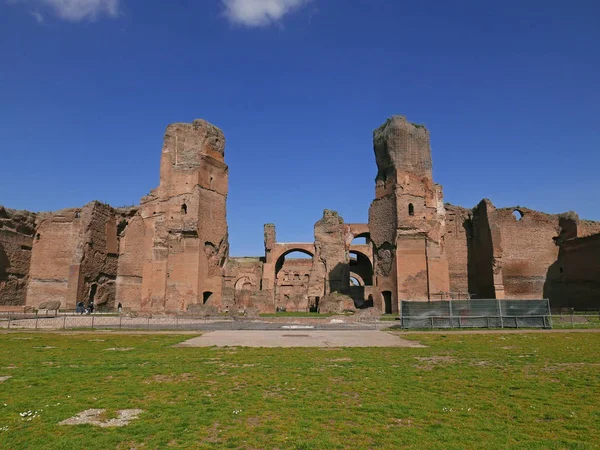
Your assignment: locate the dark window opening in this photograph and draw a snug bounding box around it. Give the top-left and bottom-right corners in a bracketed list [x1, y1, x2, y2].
[408, 203, 415, 216]
[36, 233, 41, 240]
[203, 291, 213, 304]
[181, 204, 187, 215]
[309, 297, 320, 313]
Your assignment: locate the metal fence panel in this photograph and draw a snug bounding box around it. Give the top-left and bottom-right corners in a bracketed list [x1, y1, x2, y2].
[400, 299, 551, 329]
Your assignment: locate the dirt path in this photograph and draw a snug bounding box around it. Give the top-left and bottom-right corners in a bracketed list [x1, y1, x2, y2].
[176, 330, 426, 348]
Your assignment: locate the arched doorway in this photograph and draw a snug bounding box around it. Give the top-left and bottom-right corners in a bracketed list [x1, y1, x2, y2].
[382, 291, 393, 315]
[275, 249, 314, 312]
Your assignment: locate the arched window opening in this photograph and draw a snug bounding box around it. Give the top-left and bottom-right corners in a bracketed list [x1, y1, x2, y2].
[351, 232, 370, 245]
[408, 203, 415, 216]
[181, 204, 188, 215]
[513, 209, 523, 221]
[349, 250, 373, 286]
[203, 291, 213, 304]
[350, 276, 361, 287]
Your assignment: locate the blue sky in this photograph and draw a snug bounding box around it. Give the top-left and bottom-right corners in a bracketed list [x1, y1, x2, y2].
[1, 0, 599, 256]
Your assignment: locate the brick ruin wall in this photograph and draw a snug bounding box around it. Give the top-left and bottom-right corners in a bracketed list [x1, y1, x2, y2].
[548, 233, 600, 309]
[0, 207, 36, 306]
[2, 116, 600, 312]
[493, 207, 560, 299]
[444, 205, 471, 295]
[25, 202, 134, 310]
[444, 201, 600, 305]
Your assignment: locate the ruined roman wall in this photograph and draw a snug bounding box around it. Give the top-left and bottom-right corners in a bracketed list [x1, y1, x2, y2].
[116, 119, 229, 313]
[467, 200, 505, 299]
[444, 205, 471, 295]
[222, 257, 265, 311]
[0, 207, 37, 306]
[368, 116, 450, 310]
[26, 202, 122, 309]
[547, 233, 600, 310]
[309, 210, 350, 298]
[492, 207, 560, 299]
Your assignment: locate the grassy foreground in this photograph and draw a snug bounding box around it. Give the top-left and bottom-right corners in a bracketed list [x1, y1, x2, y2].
[0, 331, 598, 449]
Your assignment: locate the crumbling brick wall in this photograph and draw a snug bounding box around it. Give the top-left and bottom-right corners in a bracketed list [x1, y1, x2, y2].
[0, 207, 37, 305]
[444, 205, 471, 294]
[130, 119, 230, 313]
[493, 207, 559, 299]
[222, 257, 265, 311]
[26, 202, 123, 310]
[547, 233, 600, 309]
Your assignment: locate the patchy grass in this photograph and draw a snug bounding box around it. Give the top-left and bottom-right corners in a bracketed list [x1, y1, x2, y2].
[0, 331, 598, 449]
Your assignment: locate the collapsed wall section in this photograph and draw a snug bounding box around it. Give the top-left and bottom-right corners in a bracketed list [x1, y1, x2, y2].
[0, 207, 37, 306]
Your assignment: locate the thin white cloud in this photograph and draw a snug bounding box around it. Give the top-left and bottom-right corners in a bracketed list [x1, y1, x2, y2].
[222, 0, 312, 27]
[30, 10, 44, 22]
[11, 0, 120, 21]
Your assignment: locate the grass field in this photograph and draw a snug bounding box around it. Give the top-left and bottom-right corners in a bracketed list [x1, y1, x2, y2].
[0, 331, 598, 449]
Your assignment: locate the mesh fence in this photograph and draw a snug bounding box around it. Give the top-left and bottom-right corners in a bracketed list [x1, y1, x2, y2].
[0, 313, 382, 331]
[400, 299, 552, 329]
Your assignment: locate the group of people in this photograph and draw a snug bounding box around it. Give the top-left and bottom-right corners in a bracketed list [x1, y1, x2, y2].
[75, 301, 123, 314]
[75, 301, 93, 314]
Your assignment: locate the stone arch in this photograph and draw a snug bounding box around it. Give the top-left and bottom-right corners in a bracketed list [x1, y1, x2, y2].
[349, 250, 373, 286]
[234, 276, 253, 292]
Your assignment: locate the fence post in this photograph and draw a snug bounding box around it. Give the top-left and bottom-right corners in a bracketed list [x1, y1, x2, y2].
[35, 313, 39, 330]
[7, 314, 11, 329]
[63, 315, 66, 330]
[119, 316, 122, 330]
[148, 317, 151, 330]
[176, 317, 179, 330]
[449, 299, 454, 329]
[430, 316, 434, 329]
[515, 317, 519, 329]
[91, 315, 95, 330]
[571, 313, 574, 328]
[486, 316, 490, 329]
[458, 316, 462, 329]
[498, 299, 504, 329]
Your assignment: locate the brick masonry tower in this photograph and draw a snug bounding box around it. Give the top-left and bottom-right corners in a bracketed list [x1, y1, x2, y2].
[368, 116, 450, 312]
[116, 120, 229, 312]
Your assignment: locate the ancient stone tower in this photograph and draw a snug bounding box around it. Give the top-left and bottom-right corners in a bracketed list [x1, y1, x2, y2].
[116, 120, 229, 311]
[368, 116, 450, 312]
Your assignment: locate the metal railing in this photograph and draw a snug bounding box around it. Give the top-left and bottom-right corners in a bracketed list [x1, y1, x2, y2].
[0, 309, 598, 331]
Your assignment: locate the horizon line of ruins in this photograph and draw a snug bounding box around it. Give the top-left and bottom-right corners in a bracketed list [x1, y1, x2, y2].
[1, 115, 599, 314]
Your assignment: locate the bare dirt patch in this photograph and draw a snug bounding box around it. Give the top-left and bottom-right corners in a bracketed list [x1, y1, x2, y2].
[414, 356, 457, 370]
[103, 347, 135, 352]
[145, 373, 194, 383]
[0, 376, 12, 383]
[59, 409, 143, 427]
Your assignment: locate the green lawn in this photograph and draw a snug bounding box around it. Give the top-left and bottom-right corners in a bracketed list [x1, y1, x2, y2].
[0, 331, 598, 449]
